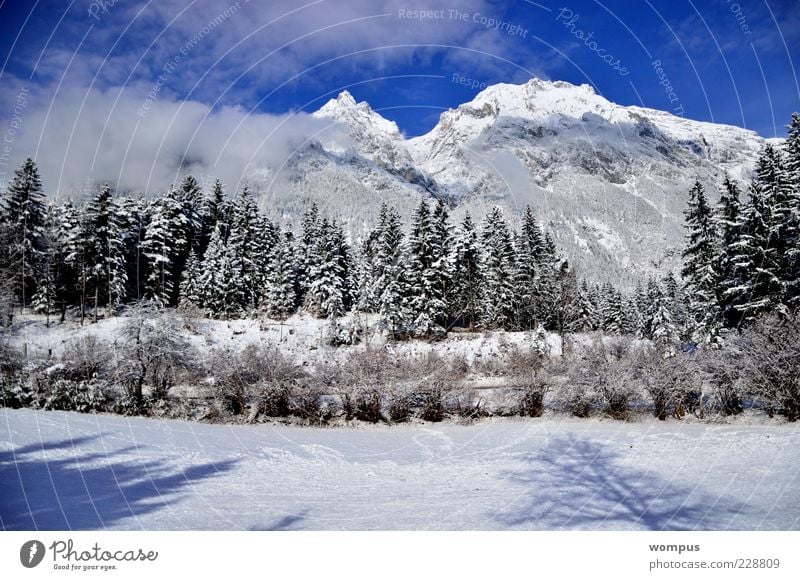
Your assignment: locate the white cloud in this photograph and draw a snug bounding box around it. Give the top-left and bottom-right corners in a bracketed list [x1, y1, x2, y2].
[0, 84, 335, 198]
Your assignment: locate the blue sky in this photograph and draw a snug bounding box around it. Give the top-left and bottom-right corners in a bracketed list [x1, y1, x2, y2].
[1, 0, 798, 193]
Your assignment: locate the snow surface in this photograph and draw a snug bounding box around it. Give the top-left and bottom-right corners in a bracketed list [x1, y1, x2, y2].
[2, 408, 798, 531]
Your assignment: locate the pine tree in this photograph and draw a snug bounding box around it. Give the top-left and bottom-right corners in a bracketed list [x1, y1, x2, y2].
[31, 204, 59, 324]
[406, 200, 447, 336]
[480, 207, 516, 329]
[199, 179, 227, 257]
[714, 175, 746, 327]
[116, 196, 146, 302]
[83, 185, 127, 319]
[662, 270, 686, 337]
[784, 113, 800, 308]
[197, 223, 245, 318]
[513, 207, 542, 330]
[1, 158, 47, 308]
[141, 190, 187, 306]
[430, 199, 452, 322]
[448, 212, 482, 330]
[296, 203, 320, 304]
[601, 285, 624, 335]
[536, 231, 560, 330]
[265, 230, 298, 320]
[305, 218, 349, 320]
[373, 205, 407, 337]
[179, 249, 202, 308]
[681, 180, 721, 343]
[727, 149, 787, 323]
[651, 291, 680, 348]
[227, 187, 263, 311]
[569, 279, 597, 332]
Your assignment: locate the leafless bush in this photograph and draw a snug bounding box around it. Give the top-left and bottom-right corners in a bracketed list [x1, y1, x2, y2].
[59, 335, 111, 382]
[401, 352, 468, 422]
[563, 337, 638, 419]
[418, 385, 445, 422]
[387, 387, 413, 423]
[444, 389, 487, 420]
[735, 316, 800, 421]
[209, 343, 307, 419]
[289, 383, 326, 424]
[336, 348, 396, 422]
[637, 346, 702, 420]
[116, 303, 196, 410]
[697, 346, 743, 416]
[503, 344, 551, 417]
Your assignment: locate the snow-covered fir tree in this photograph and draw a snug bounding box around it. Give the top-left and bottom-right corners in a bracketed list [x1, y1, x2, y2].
[569, 279, 598, 332]
[227, 187, 264, 312]
[480, 207, 516, 329]
[714, 174, 746, 328]
[373, 204, 407, 336]
[178, 249, 203, 308]
[264, 230, 298, 320]
[681, 180, 721, 343]
[305, 218, 350, 320]
[83, 185, 127, 319]
[406, 200, 447, 336]
[725, 148, 787, 323]
[1, 158, 47, 307]
[513, 206, 542, 330]
[141, 189, 187, 306]
[296, 203, 321, 304]
[448, 212, 482, 330]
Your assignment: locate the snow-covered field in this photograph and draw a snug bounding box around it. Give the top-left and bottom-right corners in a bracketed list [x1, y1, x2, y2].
[2, 408, 798, 531]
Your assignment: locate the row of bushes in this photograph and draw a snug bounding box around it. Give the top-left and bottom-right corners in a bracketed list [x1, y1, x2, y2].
[2, 312, 799, 424]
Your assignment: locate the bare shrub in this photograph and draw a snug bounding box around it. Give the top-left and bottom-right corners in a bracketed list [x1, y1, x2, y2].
[387, 387, 413, 423]
[289, 383, 325, 424]
[564, 337, 638, 419]
[60, 335, 110, 382]
[736, 316, 800, 421]
[336, 348, 396, 423]
[116, 304, 196, 411]
[402, 352, 467, 421]
[209, 342, 306, 419]
[697, 346, 742, 416]
[444, 389, 486, 420]
[503, 344, 550, 418]
[638, 347, 702, 420]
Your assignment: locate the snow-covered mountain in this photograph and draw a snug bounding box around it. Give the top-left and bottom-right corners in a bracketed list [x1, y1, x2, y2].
[258, 78, 772, 284]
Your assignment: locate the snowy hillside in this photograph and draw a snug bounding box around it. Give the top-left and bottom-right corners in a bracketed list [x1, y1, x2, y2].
[2, 408, 798, 530]
[255, 78, 771, 284]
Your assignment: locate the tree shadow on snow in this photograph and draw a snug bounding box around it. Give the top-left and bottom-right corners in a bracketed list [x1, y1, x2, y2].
[0, 435, 237, 530]
[249, 509, 310, 531]
[493, 435, 751, 530]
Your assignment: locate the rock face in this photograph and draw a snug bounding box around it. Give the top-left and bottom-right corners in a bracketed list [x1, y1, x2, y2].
[259, 79, 771, 284]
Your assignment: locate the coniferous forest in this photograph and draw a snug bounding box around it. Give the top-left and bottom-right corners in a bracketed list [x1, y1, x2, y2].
[1, 113, 800, 423]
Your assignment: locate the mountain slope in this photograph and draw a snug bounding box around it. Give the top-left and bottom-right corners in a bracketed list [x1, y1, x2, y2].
[257, 79, 771, 284]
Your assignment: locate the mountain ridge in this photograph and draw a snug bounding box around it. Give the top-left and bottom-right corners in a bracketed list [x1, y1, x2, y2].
[260, 77, 774, 285]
